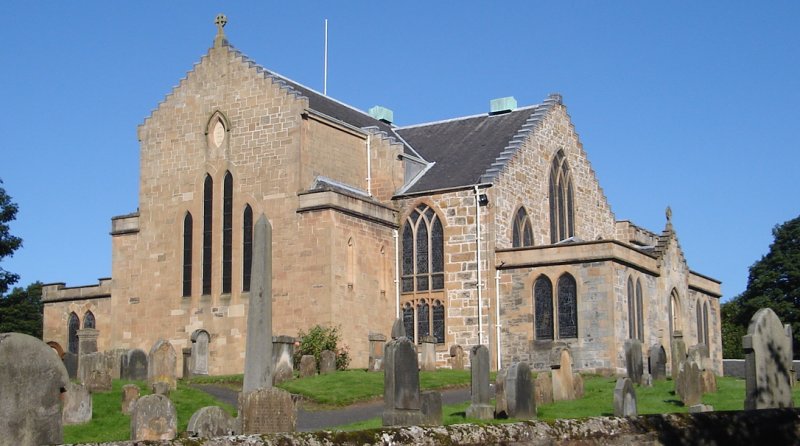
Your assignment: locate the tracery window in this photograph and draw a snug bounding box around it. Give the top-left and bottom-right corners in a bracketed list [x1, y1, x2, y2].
[183, 212, 193, 297]
[432, 300, 445, 343]
[68, 312, 80, 354]
[557, 273, 578, 338]
[512, 207, 534, 248]
[402, 298, 445, 344]
[83, 311, 95, 329]
[202, 175, 213, 295]
[242, 205, 253, 292]
[549, 150, 575, 243]
[401, 204, 444, 293]
[534, 275, 554, 340]
[222, 172, 233, 294]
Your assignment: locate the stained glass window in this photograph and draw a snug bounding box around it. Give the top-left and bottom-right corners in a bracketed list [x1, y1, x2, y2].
[402, 222, 414, 292]
[513, 207, 534, 248]
[534, 275, 554, 340]
[401, 204, 444, 293]
[202, 175, 213, 295]
[432, 300, 445, 343]
[416, 223, 429, 291]
[417, 300, 430, 341]
[549, 150, 575, 243]
[242, 205, 253, 292]
[222, 172, 233, 294]
[402, 303, 414, 340]
[627, 277, 635, 339]
[68, 312, 79, 354]
[557, 273, 578, 338]
[183, 212, 193, 297]
[635, 279, 644, 341]
[83, 311, 95, 329]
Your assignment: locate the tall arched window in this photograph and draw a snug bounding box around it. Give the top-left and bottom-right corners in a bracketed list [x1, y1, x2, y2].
[627, 277, 636, 339]
[183, 212, 193, 297]
[417, 300, 430, 340]
[557, 273, 578, 338]
[549, 150, 575, 243]
[401, 204, 444, 292]
[635, 279, 644, 341]
[702, 302, 710, 346]
[669, 289, 681, 336]
[534, 275, 554, 340]
[512, 207, 533, 248]
[68, 312, 80, 354]
[242, 204, 253, 292]
[432, 300, 445, 343]
[83, 311, 95, 329]
[202, 175, 213, 295]
[222, 172, 233, 294]
[696, 302, 703, 344]
[402, 303, 414, 339]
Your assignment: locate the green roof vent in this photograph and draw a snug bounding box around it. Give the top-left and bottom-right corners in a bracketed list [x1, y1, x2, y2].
[489, 96, 517, 115]
[368, 106, 394, 124]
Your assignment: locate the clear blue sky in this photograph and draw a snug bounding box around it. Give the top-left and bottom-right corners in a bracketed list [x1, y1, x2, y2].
[1, 2, 798, 301]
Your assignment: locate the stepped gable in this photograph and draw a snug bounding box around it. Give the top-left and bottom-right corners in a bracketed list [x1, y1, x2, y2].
[653, 207, 688, 269]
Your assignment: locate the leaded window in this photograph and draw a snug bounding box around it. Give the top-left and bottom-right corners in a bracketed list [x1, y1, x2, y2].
[242, 204, 253, 292]
[401, 204, 444, 293]
[402, 303, 414, 339]
[83, 311, 95, 329]
[557, 273, 578, 338]
[68, 312, 79, 354]
[534, 275, 554, 340]
[417, 300, 430, 340]
[222, 172, 233, 294]
[202, 175, 213, 295]
[512, 207, 534, 247]
[549, 150, 575, 243]
[402, 298, 445, 344]
[183, 212, 193, 297]
[635, 279, 644, 341]
[432, 300, 445, 343]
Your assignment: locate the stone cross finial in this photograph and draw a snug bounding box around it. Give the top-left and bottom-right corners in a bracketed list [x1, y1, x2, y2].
[666, 206, 672, 223]
[214, 14, 228, 47]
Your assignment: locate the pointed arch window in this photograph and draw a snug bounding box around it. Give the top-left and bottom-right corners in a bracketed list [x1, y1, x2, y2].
[202, 175, 213, 295]
[402, 303, 414, 339]
[401, 204, 444, 293]
[242, 204, 253, 292]
[549, 150, 575, 243]
[702, 302, 710, 346]
[635, 279, 644, 341]
[557, 273, 578, 338]
[183, 212, 193, 297]
[432, 300, 445, 343]
[534, 275, 554, 340]
[627, 277, 636, 339]
[512, 207, 534, 248]
[68, 312, 80, 354]
[669, 289, 681, 336]
[222, 172, 233, 294]
[83, 311, 95, 329]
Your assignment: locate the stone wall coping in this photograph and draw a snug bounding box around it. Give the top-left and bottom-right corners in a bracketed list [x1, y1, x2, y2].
[297, 189, 398, 229]
[42, 278, 113, 303]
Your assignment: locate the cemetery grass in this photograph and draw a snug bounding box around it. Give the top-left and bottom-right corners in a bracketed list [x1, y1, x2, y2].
[62, 379, 236, 444]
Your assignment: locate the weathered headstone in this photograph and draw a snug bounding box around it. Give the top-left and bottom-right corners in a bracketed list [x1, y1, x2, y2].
[676, 358, 703, 407]
[320, 349, 336, 374]
[701, 368, 717, 394]
[450, 344, 465, 371]
[551, 349, 575, 401]
[0, 333, 69, 446]
[743, 308, 794, 410]
[613, 377, 637, 417]
[86, 368, 112, 392]
[62, 382, 92, 425]
[272, 335, 295, 384]
[382, 337, 425, 426]
[671, 330, 687, 380]
[465, 344, 494, 420]
[240, 387, 296, 433]
[624, 339, 644, 385]
[495, 368, 508, 417]
[420, 336, 437, 372]
[391, 318, 406, 340]
[120, 348, 148, 380]
[106, 348, 128, 380]
[641, 371, 653, 388]
[534, 373, 553, 406]
[648, 343, 667, 381]
[63, 351, 78, 379]
[148, 339, 177, 390]
[243, 214, 274, 394]
[152, 381, 171, 396]
[78, 351, 112, 386]
[688, 344, 711, 371]
[504, 362, 535, 419]
[77, 328, 99, 356]
[121, 384, 140, 415]
[182, 347, 193, 379]
[368, 333, 386, 372]
[573, 372, 585, 399]
[299, 355, 317, 377]
[130, 394, 177, 441]
[191, 330, 210, 376]
[187, 406, 237, 437]
[420, 391, 443, 425]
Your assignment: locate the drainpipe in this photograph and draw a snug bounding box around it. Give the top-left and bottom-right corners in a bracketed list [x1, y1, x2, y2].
[366, 134, 372, 196]
[393, 229, 400, 319]
[474, 185, 484, 345]
[495, 269, 502, 370]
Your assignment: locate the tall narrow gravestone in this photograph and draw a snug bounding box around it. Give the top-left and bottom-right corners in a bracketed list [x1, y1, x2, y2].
[613, 377, 637, 417]
[624, 339, 644, 385]
[551, 348, 575, 401]
[382, 337, 425, 426]
[743, 308, 794, 410]
[504, 362, 535, 419]
[465, 345, 494, 420]
[671, 330, 686, 380]
[148, 339, 177, 390]
[368, 333, 386, 372]
[648, 343, 667, 381]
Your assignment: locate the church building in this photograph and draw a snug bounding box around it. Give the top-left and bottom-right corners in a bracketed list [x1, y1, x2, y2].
[42, 18, 722, 376]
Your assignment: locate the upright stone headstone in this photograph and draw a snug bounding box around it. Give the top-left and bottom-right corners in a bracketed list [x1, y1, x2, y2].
[648, 344, 667, 381]
[187, 406, 237, 437]
[504, 362, 535, 419]
[676, 358, 703, 407]
[613, 377, 637, 417]
[148, 339, 177, 390]
[106, 348, 128, 380]
[624, 339, 644, 385]
[63, 351, 78, 379]
[62, 382, 92, 425]
[240, 387, 296, 433]
[77, 328, 99, 356]
[272, 335, 295, 385]
[368, 333, 386, 372]
[0, 333, 69, 446]
[86, 368, 112, 392]
[551, 349, 575, 401]
[688, 344, 711, 371]
[191, 330, 210, 376]
[573, 372, 585, 399]
[121, 384, 140, 415]
[534, 373, 554, 406]
[420, 336, 437, 372]
[743, 308, 794, 410]
[243, 215, 274, 394]
[450, 344, 465, 371]
[495, 368, 508, 417]
[121, 348, 148, 380]
[182, 347, 193, 379]
[299, 355, 317, 377]
[130, 394, 177, 441]
[382, 337, 425, 426]
[465, 345, 494, 420]
[391, 317, 406, 340]
[320, 349, 336, 374]
[152, 381, 171, 396]
[420, 391, 443, 425]
[671, 330, 687, 380]
[701, 368, 717, 394]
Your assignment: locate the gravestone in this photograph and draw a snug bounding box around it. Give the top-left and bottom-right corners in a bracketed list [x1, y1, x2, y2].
[420, 391, 443, 425]
[368, 333, 386, 372]
[671, 330, 687, 380]
[242, 215, 274, 394]
[191, 330, 210, 376]
[300, 355, 317, 377]
[676, 358, 703, 407]
[272, 335, 295, 384]
[551, 349, 575, 401]
[86, 368, 112, 392]
[688, 344, 711, 371]
[0, 333, 69, 446]
[786, 324, 796, 387]
[534, 373, 553, 406]
[240, 387, 296, 433]
[152, 381, 171, 396]
[504, 362, 535, 419]
[495, 368, 508, 417]
[130, 394, 177, 441]
[624, 339, 644, 385]
[120, 348, 148, 380]
[641, 371, 653, 388]
[78, 351, 112, 386]
[77, 328, 99, 356]
[701, 368, 717, 394]
[613, 377, 637, 417]
[648, 344, 667, 381]
[121, 384, 140, 415]
[420, 336, 437, 371]
[148, 339, 177, 390]
[182, 348, 193, 379]
[62, 382, 92, 425]
[106, 348, 128, 379]
[743, 308, 794, 410]
[450, 344, 465, 371]
[391, 317, 406, 340]
[187, 406, 237, 437]
[63, 351, 78, 379]
[320, 349, 336, 374]
[465, 345, 494, 420]
[573, 372, 585, 399]
[382, 337, 425, 426]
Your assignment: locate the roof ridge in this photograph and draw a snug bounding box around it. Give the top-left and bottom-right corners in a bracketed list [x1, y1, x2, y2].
[396, 104, 541, 130]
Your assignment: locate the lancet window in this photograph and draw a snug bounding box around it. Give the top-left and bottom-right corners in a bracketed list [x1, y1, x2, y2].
[512, 207, 534, 248]
[549, 150, 575, 243]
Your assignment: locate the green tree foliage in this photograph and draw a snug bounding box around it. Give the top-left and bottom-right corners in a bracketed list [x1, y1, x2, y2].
[0, 179, 22, 295]
[293, 325, 351, 371]
[722, 214, 800, 358]
[0, 281, 43, 338]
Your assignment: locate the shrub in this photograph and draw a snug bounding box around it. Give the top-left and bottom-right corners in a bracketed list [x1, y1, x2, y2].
[293, 325, 351, 371]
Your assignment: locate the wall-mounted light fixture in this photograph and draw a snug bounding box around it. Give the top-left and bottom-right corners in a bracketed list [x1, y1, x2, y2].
[478, 194, 489, 207]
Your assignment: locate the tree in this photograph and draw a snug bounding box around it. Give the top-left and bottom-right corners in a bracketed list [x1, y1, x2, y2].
[0, 179, 22, 295]
[722, 214, 800, 358]
[0, 282, 43, 338]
